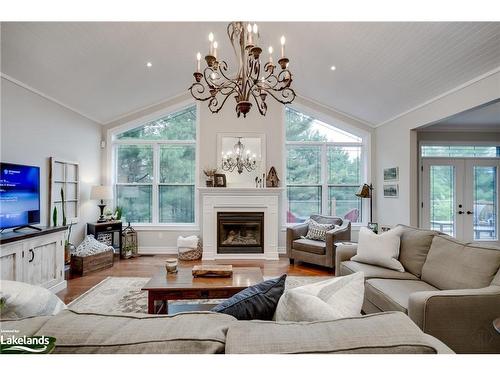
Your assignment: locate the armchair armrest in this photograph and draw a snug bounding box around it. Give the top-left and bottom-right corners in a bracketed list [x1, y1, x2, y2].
[408, 285, 500, 353]
[286, 223, 309, 258]
[334, 243, 358, 273]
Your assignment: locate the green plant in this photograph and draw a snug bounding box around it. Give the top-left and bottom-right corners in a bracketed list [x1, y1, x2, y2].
[52, 206, 58, 227]
[60, 187, 67, 226]
[115, 206, 123, 220]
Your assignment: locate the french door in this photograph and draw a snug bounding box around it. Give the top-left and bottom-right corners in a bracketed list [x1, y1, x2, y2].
[421, 158, 499, 244]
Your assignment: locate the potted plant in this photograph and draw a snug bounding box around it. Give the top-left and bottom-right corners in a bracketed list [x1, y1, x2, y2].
[203, 167, 218, 187]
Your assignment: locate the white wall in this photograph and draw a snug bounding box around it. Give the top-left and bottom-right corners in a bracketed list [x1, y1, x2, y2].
[1, 77, 102, 243]
[103, 94, 373, 253]
[375, 69, 500, 227]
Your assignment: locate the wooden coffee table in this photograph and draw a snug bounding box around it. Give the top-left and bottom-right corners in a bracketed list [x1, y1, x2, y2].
[142, 266, 263, 314]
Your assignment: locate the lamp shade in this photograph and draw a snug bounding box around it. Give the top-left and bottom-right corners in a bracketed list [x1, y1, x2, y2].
[90, 185, 113, 201]
[355, 183, 372, 198]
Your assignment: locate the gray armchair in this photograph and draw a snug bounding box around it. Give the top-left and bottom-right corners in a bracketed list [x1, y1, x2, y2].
[286, 215, 351, 269]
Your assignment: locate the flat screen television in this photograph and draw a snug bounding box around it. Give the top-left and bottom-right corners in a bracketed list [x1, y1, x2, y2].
[0, 162, 41, 230]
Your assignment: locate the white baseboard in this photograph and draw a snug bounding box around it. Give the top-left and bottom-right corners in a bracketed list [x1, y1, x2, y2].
[278, 246, 286, 254]
[49, 280, 67, 294]
[138, 246, 178, 255]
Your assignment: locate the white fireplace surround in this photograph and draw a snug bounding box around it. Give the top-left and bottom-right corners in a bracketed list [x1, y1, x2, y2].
[199, 187, 283, 260]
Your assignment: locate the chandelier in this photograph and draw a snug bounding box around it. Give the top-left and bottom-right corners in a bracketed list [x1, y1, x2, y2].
[189, 22, 296, 118]
[221, 137, 257, 174]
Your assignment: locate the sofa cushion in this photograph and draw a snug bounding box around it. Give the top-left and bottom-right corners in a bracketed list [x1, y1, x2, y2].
[365, 279, 438, 313]
[340, 260, 419, 280]
[397, 225, 439, 278]
[34, 310, 236, 354]
[352, 227, 405, 272]
[421, 235, 500, 290]
[0, 280, 66, 320]
[292, 238, 326, 255]
[211, 275, 286, 320]
[275, 273, 364, 322]
[225, 311, 453, 354]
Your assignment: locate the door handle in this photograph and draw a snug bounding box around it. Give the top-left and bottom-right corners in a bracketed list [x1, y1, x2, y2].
[457, 211, 464, 215]
[466, 211, 473, 215]
[29, 249, 35, 263]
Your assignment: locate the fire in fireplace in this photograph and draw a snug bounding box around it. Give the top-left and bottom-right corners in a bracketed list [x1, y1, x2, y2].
[217, 212, 264, 254]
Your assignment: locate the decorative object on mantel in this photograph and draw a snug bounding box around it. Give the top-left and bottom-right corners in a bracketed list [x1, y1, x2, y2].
[189, 22, 295, 118]
[203, 167, 218, 187]
[177, 235, 202, 261]
[49, 157, 80, 226]
[214, 173, 227, 187]
[266, 166, 280, 187]
[192, 264, 233, 278]
[221, 137, 257, 174]
[355, 183, 374, 223]
[121, 222, 138, 259]
[90, 185, 113, 222]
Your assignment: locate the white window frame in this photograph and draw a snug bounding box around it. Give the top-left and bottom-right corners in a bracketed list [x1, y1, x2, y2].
[107, 100, 200, 230]
[284, 105, 369, 227]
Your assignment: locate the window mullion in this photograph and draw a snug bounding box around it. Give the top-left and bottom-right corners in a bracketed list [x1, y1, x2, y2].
[153, 143, 160, 225]
[321, 143, 328, 215]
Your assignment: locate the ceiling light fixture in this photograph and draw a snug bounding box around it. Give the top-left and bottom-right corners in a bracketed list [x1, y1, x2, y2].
[330, 65, 336, 71]
[146, 62, 152, 68]
[189, 22, 296, 118]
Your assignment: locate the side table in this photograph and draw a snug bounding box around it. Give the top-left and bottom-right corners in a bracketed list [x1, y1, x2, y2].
[87, 221, 123, 256]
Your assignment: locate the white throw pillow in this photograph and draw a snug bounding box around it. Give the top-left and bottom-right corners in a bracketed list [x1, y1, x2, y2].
[73, 235, 114, 257]
[275, 272, 364, 322]
[0, 280, 66, 320]
[351, 227, 405, 272]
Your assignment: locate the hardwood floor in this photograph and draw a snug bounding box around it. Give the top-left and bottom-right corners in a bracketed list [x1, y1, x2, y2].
[57, 254, 334, 304]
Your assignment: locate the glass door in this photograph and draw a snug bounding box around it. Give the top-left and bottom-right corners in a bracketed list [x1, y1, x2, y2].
[421, 159, 464, 239]
[464, 159, 499, 243]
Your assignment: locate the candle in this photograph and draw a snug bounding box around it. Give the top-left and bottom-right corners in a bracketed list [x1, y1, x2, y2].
[268, 46, 273, 63]
[208, 32, 214, 55]
[196, 52, 201, 72]
[253, 23, 258, 44]
[213, 41, 218, 59]
[247, 23, 253, 45]
[280, 36, 286, 58]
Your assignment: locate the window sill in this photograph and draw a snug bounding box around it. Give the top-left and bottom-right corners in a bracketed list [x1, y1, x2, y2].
[128, 224, 200, 232]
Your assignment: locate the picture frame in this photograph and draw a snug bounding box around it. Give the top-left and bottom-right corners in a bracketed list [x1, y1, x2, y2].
[214, 173, 227, 187]
[383, 184, 399, 198]
[383, 167, 399, 181]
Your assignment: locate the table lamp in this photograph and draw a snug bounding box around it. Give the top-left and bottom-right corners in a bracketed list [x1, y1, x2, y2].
[90, 185, 113, 222]
[355, 183, 374, 223]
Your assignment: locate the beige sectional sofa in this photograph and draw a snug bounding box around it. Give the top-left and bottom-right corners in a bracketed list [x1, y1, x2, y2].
[1, 309, 453, 354]
[336, 225, 500, 354]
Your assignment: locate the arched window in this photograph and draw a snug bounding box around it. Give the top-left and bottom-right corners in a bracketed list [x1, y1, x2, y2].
[285, 107, 365, 224]
[113, 105, 197, 224]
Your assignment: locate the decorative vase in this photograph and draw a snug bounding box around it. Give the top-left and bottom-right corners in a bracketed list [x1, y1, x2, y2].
[206, 180, 214, 187]
[64, 243, 75, 264]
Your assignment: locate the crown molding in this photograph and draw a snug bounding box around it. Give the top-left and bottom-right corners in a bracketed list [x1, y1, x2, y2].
[375, 66, 500, 128]
[1, 72, 103, 124]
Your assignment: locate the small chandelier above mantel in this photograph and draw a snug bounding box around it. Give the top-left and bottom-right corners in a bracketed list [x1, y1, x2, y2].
[221, 137, 257, 174]
[189, 22, 296, 118]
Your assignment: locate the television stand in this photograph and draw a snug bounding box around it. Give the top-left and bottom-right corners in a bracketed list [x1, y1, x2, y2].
[13, 225, 43, 233]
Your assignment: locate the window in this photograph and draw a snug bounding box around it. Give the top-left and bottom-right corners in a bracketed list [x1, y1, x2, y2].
[421, 145, 500, 158]
[114, 105, 197, 224]
[285, 107, 364, 224]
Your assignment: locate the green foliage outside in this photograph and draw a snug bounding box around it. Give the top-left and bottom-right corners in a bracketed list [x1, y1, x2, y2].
[285, 107, 362, 222]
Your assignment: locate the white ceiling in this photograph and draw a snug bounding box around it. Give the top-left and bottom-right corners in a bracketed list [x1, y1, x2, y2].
[421, 100, 500, 132]
[1, 22, 500, 125]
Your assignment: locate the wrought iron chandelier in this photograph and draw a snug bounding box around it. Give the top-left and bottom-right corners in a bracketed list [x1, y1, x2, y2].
[189, 22, 296, 118]
[221, 137, 257, 174]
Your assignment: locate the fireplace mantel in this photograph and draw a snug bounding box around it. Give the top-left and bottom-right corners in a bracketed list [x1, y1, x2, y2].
[199, 187, 282, 260]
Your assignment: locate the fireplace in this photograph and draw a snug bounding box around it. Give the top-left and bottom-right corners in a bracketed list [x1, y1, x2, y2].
[217, 212, 264, 254]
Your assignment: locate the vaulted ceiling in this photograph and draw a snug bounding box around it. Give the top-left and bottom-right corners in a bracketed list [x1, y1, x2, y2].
[1, 22, 499, 125]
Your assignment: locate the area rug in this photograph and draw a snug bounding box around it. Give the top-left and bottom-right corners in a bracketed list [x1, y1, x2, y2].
[67, 275, 333, 314]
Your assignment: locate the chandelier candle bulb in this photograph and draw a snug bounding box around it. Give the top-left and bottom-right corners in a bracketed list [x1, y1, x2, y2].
[196, 52, 201, 72]
[247, 24, 253, 45]
[268, 46, 273, 63]
[213, 41, 218, 59]
[280, 36, 286, 58]
[208, 32, 214, 54]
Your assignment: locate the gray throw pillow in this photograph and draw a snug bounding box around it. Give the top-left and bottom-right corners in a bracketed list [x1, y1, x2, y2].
[304, 219, 335, 241]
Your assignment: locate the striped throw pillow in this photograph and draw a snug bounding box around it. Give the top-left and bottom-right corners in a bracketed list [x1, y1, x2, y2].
[304, 219, 335, 241]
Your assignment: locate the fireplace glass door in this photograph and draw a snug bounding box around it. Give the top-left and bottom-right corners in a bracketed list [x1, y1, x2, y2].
[217, 212, 264, 254]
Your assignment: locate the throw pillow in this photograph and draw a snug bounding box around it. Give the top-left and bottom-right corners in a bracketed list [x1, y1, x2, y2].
[211, 274, 286, 320]
[0, 280, 66, 320]
[275, 272, 364, 322]
[304, 219, 335, 241]
[351, 226, 405, 272]
[73, 234, 114, 257]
